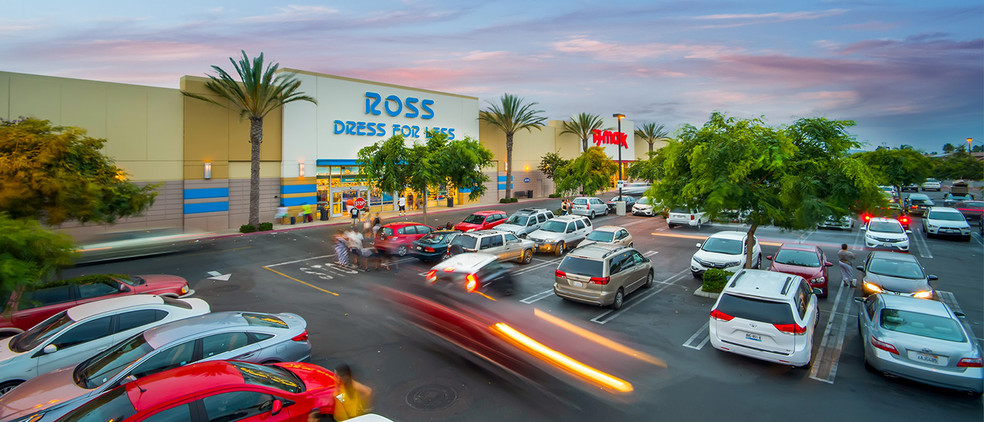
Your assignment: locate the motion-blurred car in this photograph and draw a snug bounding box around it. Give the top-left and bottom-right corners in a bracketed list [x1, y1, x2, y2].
[621, 182, 652, 196]
[630, 197, 659, 217]
[570, 197, 609, 219]
[74, 228, 211, 264]
[921, 178, 942, 191]
[0, 295, 208, 395]
[690, 231, 762, 279]
[857, 251, 937, 299]
[901, 183, 920, 192]
[767, 244, 832, 298]
[862, 217, 910, 252]
[0, 274, 194, 338]
[375, 222, 434, 256]
[922, 207, 972, 241]
[0, 311, 310, 422]
[904, 193, 935, 216]
[606, 195, 638, 211]
[579, 225, 633, 248]
[496, 208, 555, 238]
[817, 215, 855, 231]
[426, 253, 517, 296]
[447, 230, 535, 264]
[879, 185, 898, 199]
[943, 193, 975, 207]
[51, 360, 338, 422]
[453, 210, 508, 232]
[410, 230, 461, 262]
[666, 208, 709, 229]
[554, 244, 654, 309]
[857, 294, 982, 394]
[527, 215, 593, 256]
[952, 200, 984, 223]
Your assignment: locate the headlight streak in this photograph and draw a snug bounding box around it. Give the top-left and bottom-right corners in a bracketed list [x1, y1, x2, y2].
[533, 309, 665, 368]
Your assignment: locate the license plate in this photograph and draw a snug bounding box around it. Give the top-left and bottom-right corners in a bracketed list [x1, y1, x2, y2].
[913, 352, 941, 365]
[571, 281, 584, 288]
[745, 333, 762, 342]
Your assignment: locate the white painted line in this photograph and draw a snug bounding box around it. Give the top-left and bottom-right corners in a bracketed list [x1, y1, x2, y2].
[520, 289, 554, 304]
[620, 219, 652, 228]
[207, 271, 222, 277]
[514, 257, 562, 275]
[265, 254, 335, 268]
[809, 282, 854, 384]
[643, 250, 659, 257]
[910, 228, 933, 259]
[590, 269, 690, 325]
[682, 321, 710, 350]
[937, 290, 982, 344]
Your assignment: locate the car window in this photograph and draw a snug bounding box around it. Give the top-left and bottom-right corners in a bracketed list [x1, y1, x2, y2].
[573, 198, 587, 205]
[417, 225, 432, 234]
[489, 235, 503, 248]
[507, 215, 528, 225]
[203, 391, 275, 422]
[504, 233, 519, 243]
[450, 235, 478, 250]
[565, 223, 575, 233]
[52, 315, 113, 349]
[538, 214, 547, 223]
[575, 220, 586, 230]
[77, 282, 121, 300]
[480, 236, 494, 250]
[130, 340, 196, 379]
[397, 226, 408, 235]
[527, 218, 537, 227]
[116, 309, 168, 333]
[631, 251, 648, 265]
[558, 257, 604, 276]
[879, 309, 966, 342]
[462, 214, 485, 224]
[142, 404, 193, 422]
[795, 282, 810, 319]
[864, 296, 877, 320]
[58, 386, 136, 422]
[380, 227, 394, 237]
[546, 211, 555, 219]
[241, 313, 288, 328]
[18, 284, 74, 310]
[584, 218, 592, 227]
[202, 332, 250, 359]
[715, 294, 795, 325]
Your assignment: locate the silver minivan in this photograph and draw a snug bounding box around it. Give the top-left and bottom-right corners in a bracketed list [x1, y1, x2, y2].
[527, 215, 593, 255]
[571, 197, 609, 219]
[553, 244, 654, 309]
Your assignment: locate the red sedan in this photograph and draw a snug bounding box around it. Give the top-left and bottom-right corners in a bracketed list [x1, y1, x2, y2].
[375, 222, 435, 256]
[55, 360, 337, 422]
[0, 274, 193, 337]
[767, 244, 833, 298]
[453, 210, 508, 232]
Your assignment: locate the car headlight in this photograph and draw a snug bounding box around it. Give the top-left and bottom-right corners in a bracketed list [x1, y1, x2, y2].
[692, 257, 708, 266]
[926, 224, 937, 230]
[810, 276, 826, 284]
[180, 285, 189, 295]
[725, 261, 741, 268]
[912, 291, 933, 299]
[864, 282, 883, 293]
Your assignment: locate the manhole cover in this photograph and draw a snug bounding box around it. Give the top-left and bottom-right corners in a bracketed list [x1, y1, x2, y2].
[405, 384, 458, 410]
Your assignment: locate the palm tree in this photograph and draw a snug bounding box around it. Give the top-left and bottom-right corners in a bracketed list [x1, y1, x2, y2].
[183, 51, 316, 227]
[560, 113, 609, 152]
[479, 94, 547, 199]
[635, 122, 671, 153]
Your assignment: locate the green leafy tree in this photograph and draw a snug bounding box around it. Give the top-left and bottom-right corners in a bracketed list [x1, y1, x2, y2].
[538, 152, 569, 182]
[634, 122, 671, 153]
[182, 51, 317, 227]
[0, 118, 158, 224]
[856, 148, 933, 192]
[479, 94, 547, 199]
[626, 150, 665, 184]
[972, 145, 984, 153]
[432, 133, 494, 203]
[0, 214, 75, 294]
[554, 147, 617, 197]
[943, 143, 956, 153]
[934, 151, 983, 180]
[652, 113, 883, 268]
[560, 113, 609, 153]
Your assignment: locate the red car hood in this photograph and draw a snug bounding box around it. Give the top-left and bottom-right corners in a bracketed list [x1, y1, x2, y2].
[454, 222, 481, 231]
[128, 274, 189, 294]
[769, 263, 823, 280]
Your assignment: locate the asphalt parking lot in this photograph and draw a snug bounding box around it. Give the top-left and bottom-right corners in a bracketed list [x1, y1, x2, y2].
[65, 190, 983, 421]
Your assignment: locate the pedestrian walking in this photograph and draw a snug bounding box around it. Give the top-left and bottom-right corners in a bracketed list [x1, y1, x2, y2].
[302, 203, 314, 223]
[345, 229, 363, 268]
[334, 231, 351, 267]
[349, 206, 360, 229]
[561, 199, 569, 215]
[407, 192, 415, 210]
[837, 243, 857, 287]
[332, 363, 372, 421]
[275, 203, 289, 225]
[398, 195, 407, 216]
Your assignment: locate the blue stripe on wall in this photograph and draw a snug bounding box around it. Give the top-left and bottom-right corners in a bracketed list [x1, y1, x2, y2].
[317, 159, 360, 166]
[184, 201, 229, 214]
[497, 184, 514, 190]
[282, 196, 317, 207]
[183, 188, 229, 200]
[281, 184, 317, 194]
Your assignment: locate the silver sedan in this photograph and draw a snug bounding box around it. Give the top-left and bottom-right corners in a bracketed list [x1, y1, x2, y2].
[856, 294, 983, 394]
[0, 311, 311, 422]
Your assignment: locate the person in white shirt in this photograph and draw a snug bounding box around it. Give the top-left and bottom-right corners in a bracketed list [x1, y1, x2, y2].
[398, 195, 407, 216]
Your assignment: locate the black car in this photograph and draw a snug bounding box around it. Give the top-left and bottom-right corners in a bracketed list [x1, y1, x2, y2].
[605, 195, 638, 211]
[410, 230, 461, 262]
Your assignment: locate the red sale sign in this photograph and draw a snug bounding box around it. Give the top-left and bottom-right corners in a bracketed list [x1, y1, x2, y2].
[591, 129, 627, 148]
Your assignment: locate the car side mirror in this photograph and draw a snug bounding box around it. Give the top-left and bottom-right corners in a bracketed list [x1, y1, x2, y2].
[766, 255, 773, 260]
[853, 297, 864, 303]
[825, 261, 833, 267]
[905, 229, 912, 234]
[42, 344, 57, 354]
[928, 275, 938, 281]
[696, 243, 702, 248]
[119, 284, 129, 292]
[954, 311, 967, 318]
[270, 399, 284, 416]
[856, 265, 864, 272]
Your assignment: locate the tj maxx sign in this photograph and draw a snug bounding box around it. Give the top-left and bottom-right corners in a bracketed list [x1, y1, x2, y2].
[592, 129, 627, 148]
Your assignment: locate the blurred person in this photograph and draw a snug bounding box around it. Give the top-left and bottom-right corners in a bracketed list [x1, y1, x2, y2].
[445, 221, 452, 230]
[334, 231, 351, 267]
[561, 199, 569, 215]
[275, 203, 289, 224]
[407, 192, 415, 210]
[838, 243, 856, 287]
[346, 229, 363, 268]
[333, 363, 373, 421]
[302, 203, 314, 222]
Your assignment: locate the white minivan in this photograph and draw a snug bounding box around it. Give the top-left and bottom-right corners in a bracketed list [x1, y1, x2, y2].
[709, 270, 820, 367]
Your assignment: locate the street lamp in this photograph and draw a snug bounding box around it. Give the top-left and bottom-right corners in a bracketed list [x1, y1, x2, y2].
[968, 138, 973, 151]
[613, 113, 625, 200]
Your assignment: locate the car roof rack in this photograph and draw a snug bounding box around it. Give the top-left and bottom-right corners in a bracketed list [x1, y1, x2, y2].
[780, 276, 794, 296]
[728, 270, 746, 288]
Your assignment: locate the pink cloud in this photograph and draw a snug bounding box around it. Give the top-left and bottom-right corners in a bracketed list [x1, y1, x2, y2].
[550, 36, 738, 61]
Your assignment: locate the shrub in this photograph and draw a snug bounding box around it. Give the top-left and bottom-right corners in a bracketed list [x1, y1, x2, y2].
[701, 268, 734, 293]
[548, 193, 561, 198]
[553, 208, 564, 216]
[239, 224, 257, 233]
[499, 197, 519, 203]
[258, 222, 273, 231]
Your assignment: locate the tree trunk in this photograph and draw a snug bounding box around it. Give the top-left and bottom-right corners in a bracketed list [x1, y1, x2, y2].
[248, 117, 264, 227]
[582, 137, 588, 153]
[422, 186, 428, 227]
[505, 133, 514, 199]
[745, 221, 759, 269]
[648, 141, 654, 153]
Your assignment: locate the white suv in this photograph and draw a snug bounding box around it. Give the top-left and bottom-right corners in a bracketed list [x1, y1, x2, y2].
[921, 178, 941, 191]
[922, 206, 972, 240]
[690, 231, 761, 278]
[571, 197, 608, 219]
[709, 269, 820, 367]
[667, 207, 709, 229]
[527, 215, 593, 255]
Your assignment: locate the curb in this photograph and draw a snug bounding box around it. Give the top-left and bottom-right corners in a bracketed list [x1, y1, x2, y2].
[693, 287, 720, 299]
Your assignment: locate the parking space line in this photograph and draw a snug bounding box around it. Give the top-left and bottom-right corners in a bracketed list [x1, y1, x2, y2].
[620, 219, 652, 228]
[809, 282, 854, 384]
[682, 321, 710, 350]
[265, 254, 335, 268]
[262, 266, 340, 296]
[514, 257, 562, 275]
[937, 290, 982, 345]
[520, 289, 554, 304]
[910, 228, 933, 259]
[590, 268, 690, 325]
[643, 250, 658, 257]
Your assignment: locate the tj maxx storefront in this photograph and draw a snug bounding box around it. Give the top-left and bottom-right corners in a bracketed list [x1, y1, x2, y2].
[0, 69, 643, 239]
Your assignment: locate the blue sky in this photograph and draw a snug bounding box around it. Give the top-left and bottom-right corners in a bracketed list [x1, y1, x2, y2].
[2, 0, 981, 153]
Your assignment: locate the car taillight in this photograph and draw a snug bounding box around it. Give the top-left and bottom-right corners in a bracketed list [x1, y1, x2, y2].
[957, 357, 983, 368]
[589, 276, 610, 285]
[710, 309, 734, 321]
[555, 270, 567, 278]
[773, 323, 807, 335]
[870, 336, 899, 354]
[899, 216, 909, 224]
[690, 215, 695, 220]
[292, 331, 309, 342]
[424, 247, 435, 252]
[426, 270, 437, 284]
[465, 274, 478, 292]
[863, 214, 872, 222]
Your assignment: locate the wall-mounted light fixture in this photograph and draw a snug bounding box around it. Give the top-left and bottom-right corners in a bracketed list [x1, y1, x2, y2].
[204, 162, 212, 180]
[524, 164, 530, 172]
[298, 162, 305, 178]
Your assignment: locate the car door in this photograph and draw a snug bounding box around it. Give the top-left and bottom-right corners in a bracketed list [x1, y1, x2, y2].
[202, 331, 257, 361]
[36, 315, 114, 377]
[136, 402, 195, 422]
[127, 338, 198, 380]
[573, 219, 588, 244]
[486, 234, 507, 259]
[503, 233, 523, 260]
[201, 390, 291, 422]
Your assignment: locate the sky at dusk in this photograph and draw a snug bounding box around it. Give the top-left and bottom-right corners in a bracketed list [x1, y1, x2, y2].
[2, 0, 981, 153]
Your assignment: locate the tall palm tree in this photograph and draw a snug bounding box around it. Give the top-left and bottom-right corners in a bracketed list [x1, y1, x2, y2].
[183, 51, 316, 227]
[479, 94, 547, 199]
[635, 122, 671, 153]
[560, 112, 610, 152]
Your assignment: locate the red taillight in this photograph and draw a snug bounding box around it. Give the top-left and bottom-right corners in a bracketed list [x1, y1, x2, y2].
[424, 246, 435, 252]
[690, 215, 695, 220]
[292, 331, 309, 342]
[425, 270, 437, 284]
[589, 276, 610, 285]
[465, 274, 478, 292]
[870, 336, 899, 354]
[710, 309, 734, 321]
[957, 357, 983, 368]
[863, 214, 872, 222]
[773, 323, 808, 335]
[900, 216, 909, 224]
[555, 270, 567, 278]
[443, 267, 455, 272]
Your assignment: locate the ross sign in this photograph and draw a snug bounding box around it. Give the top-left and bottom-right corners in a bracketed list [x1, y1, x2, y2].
[353, 197, 367, 210]
[592, 129, 628, 148]
[330, 91, 455, 139]
[524, 177, 531, 183]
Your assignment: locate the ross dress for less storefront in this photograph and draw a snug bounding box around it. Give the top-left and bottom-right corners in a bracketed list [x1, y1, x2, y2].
[280, 70, 480, 218]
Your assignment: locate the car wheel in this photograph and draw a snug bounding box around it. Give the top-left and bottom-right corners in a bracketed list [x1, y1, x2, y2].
[668, 223, 676, 229]
[397, 245, 408, 256]
[611, 288, 624, 310]
[590, 211, 596, 219]
[0, 381, 21, 396]
[555, 241, 565, 256]
[644, 270, 654, 288]
[520, 249, 533, 264]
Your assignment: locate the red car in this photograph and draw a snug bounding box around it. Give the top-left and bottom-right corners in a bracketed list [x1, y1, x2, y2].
[766, 244, 833, 298]
[0, 274, 193, 337]
[375, 222, 435, 256]
[453, 210, 508, 232]
[54, 360, 337, 422]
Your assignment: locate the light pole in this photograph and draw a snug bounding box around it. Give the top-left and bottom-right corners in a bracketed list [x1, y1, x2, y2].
[968, 138, 973, 152]
[613, 113, 625, 200]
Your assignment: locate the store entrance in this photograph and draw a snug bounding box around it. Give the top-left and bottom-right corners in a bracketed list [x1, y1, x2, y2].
[329, 187, 368, 217]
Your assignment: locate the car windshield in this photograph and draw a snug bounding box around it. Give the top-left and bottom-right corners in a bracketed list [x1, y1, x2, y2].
[232, 361, 304, 394]
[539, 221, 567, 233]
[773, 249, 820, 267]
[506, 215, 529, 225]
[419, 232, 455, 245]
[868, 221, 903, 233]
[671, 208, 694, 214]
[76, 333, 154, 389]
[925, 178, 938, 182]
[715, 294, 795, 325]
[637, 197, 651, 204]
[59, 385, 136, 422]
[462, 214, 486, 224]
[586, 231, 615, 242]
[868, 258, 925, 279]
[701, 237, 742, 255]
[9, 311, 75, 352]
[558, 257, 604, 277]
[928, 211, 965, 222]
[572, 198, 588, 205]
[879, 309, 965, 342]
[450, 235, 478, 250]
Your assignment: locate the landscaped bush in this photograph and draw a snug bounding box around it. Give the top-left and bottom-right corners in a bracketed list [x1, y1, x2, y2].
[239, 224, 257, 233]
[548, 193, 561, 198]
[258, 222, 273, 231]
[499, 197, 519, 203]
[701, 268, 735, 293]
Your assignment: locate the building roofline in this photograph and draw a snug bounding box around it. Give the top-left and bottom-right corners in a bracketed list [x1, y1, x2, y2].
[279, 68, 478, 101]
